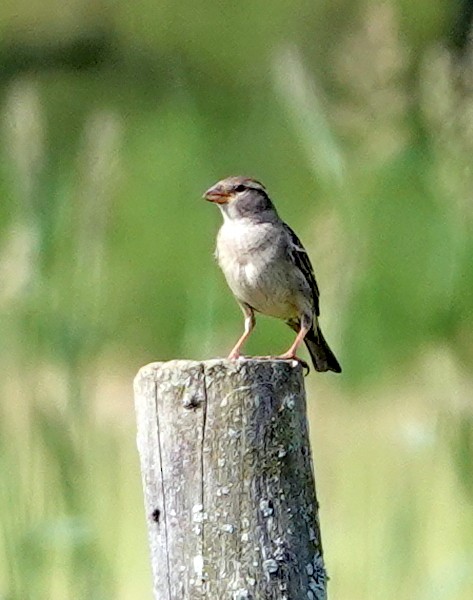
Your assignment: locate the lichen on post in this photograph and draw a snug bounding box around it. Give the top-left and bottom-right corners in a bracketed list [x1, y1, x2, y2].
[134, 358, 327, 600]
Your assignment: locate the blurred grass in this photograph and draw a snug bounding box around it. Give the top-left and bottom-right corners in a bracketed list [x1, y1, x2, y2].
[1, 1, 472, 598]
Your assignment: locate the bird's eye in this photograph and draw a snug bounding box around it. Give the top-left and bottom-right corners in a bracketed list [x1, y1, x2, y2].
[234, 184, 246, 193]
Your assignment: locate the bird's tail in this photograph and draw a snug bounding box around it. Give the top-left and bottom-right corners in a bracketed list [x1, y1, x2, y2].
[304, 325, 342, 373]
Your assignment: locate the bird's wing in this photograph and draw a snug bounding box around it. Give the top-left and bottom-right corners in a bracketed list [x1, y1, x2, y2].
[283, 223, 320, 316]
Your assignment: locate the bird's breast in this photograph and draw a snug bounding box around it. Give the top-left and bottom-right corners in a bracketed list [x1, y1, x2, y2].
[216, 220, 299, 319]
[216, 220, 275, 281]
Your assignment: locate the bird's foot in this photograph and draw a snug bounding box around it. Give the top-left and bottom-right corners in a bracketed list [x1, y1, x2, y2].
[248, 354, 310, 375]
[227, 350, 242, 360]
[276, 353, 310, 375]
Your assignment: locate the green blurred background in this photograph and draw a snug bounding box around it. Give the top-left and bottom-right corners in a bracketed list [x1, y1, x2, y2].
[1, 0, 472, 598]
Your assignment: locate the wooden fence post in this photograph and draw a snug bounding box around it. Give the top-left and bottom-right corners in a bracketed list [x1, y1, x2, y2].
[133, 358, 327, 600]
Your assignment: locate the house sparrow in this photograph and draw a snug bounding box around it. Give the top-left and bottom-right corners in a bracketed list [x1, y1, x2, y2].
[204, 176, 341, 373]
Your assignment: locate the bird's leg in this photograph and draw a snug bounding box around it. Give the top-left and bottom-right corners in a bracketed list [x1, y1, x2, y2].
[278, 317, 311, 362]
[228, 305, 255, 360]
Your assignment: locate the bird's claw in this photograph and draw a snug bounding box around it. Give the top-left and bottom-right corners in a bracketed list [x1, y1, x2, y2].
[248, 354, 311, 376]
[277, 354, 310, 376]
[299, 359, 310, 376]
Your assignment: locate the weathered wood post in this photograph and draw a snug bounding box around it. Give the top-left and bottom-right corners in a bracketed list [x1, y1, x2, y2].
[134, 358, 327, 599]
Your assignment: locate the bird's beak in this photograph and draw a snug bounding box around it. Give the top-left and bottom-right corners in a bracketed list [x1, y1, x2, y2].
[203, 185, 229, 204]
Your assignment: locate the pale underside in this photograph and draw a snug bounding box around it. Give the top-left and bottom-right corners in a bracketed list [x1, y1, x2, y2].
[216, 218, 313, 320]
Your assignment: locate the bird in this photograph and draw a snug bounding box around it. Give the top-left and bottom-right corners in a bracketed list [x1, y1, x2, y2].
[203, 176, 341, 373]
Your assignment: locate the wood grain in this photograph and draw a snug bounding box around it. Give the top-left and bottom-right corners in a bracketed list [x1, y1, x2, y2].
[134, 358, 327, 600]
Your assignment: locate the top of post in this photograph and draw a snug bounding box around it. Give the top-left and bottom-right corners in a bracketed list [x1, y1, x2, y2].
[134, 357, 305, 385]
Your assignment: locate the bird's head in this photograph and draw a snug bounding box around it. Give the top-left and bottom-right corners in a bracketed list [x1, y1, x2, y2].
[203, 176, 277, 221]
